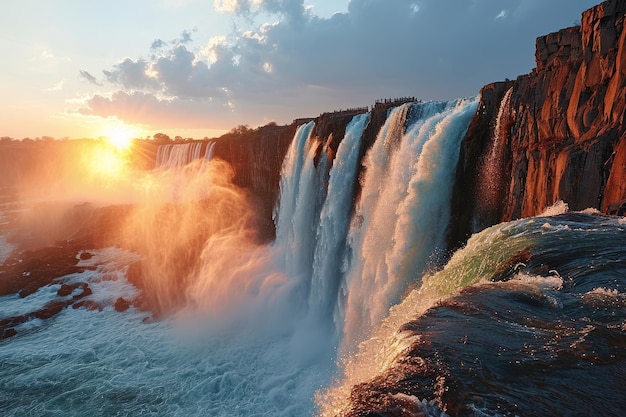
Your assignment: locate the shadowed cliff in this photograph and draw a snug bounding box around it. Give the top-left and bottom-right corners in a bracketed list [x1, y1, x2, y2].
[449, 0, 626, 247]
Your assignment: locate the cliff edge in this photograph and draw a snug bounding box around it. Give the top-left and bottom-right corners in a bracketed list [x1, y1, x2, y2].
[450, 0, 626, 246]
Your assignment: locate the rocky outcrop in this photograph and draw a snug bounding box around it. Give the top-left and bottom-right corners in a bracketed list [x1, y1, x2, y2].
[451, 0, 626, 246]
[211, 123, 297, 240]
[0, 243, 102, 340]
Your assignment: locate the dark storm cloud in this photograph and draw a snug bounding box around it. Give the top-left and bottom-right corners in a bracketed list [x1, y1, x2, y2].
[81, 0, 598, 129]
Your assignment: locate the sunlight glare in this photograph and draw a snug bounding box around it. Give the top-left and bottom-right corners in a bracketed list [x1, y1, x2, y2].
[104, 124, 137, 151]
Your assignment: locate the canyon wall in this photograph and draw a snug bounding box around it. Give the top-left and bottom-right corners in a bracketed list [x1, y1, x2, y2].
[450, 0, 626, 246]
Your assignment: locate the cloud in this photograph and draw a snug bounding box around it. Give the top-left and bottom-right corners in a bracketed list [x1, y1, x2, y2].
[79, 0, 597, 130]
[151, 39, 167, 50]
[213, 0, 308, 24]
[77, 91, 241, 129]
[46, 80, 64, 91]
[79, 70, 102, 86]
[103, 58, 158, 90]
[174, 29, 196, 45]
[41, 50, 55, 60]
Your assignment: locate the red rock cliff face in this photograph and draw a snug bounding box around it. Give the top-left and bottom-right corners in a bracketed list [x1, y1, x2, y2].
[451, 0, 626, 246]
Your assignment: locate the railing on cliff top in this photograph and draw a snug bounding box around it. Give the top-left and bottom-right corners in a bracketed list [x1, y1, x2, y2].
[373, 97, 421, 109]
[317, 97, 422, 120]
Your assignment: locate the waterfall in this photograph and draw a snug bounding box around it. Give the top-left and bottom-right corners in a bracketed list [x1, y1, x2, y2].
[472, 86, 514, 232]
[274, 121, 319, 294]
[205, 142, 216, 161]
[155, 142, 216, 169]
[339, 98, 479, 353]
[309, 113, 371, 329]
[272, 99, 477, 355]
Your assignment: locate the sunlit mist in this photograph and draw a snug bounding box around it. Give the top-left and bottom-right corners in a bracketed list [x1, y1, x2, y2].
[89, 143, 130, 178]
[103, 124, 138, 151]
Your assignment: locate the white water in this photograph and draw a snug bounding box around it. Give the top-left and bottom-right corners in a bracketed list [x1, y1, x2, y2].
[1, 100, 480, 416]
[309, 113, 370, 331]
[0, 249, 331, 416]
[339, 98, 479, 354]
[0, 235, 14, 264]
[156, 142, 215, 169]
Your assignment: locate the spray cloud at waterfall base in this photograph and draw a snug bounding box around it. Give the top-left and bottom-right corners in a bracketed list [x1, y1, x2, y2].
[0, 136, 338, 416]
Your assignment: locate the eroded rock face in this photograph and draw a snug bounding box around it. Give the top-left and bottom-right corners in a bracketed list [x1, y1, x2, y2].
[452, 1, 626, 246]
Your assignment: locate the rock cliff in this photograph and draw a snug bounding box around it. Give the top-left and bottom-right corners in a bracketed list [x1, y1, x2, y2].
[450, 0, 626, 246]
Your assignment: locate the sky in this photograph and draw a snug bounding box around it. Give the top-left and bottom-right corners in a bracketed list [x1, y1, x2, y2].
[1, 0, 599, 140]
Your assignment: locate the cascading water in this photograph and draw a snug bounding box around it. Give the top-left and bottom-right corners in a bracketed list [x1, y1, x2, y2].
[155, 142, 216, 169]
[309, 113, 371, 329]
[272, 98, 478, 359]
[274, 121, 320, 291]
[338, 98, 479, 354]
[204, 142, 216, 161]
[472, 86, 514, 233]
[264, 98, 480, 414]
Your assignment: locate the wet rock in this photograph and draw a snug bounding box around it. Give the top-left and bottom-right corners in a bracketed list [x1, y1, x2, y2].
[33, 300, 72, 320]
[73, 283, 92, 300]
[1, 328, 17, 340]
[57, 283, 80, 297]
[0, 245, 85, 297]
[114, 297, 131, 312]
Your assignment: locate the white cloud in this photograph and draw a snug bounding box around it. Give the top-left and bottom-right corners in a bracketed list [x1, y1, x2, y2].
[496, 10, 507, 19]
[201, 36, 229, 64]
[46, 80, 64, 91]
[41, 50, 55, 60]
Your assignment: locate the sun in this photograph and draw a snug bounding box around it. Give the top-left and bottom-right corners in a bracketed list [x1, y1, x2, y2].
[104, 124, 137, 151]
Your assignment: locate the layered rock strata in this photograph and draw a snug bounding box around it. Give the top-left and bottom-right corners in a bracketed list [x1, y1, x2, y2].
[451, 0, 626, 246]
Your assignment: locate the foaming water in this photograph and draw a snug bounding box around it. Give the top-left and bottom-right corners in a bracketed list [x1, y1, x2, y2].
[318, 211, 626, 416]
[0, 235, 14, 264]
[0, 250, 332, 417]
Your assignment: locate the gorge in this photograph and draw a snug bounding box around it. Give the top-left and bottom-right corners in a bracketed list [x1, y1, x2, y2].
[1, 1, 626, 416]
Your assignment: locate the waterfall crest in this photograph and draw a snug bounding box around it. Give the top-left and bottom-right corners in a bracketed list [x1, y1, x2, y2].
[155, 142, 216, 169]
